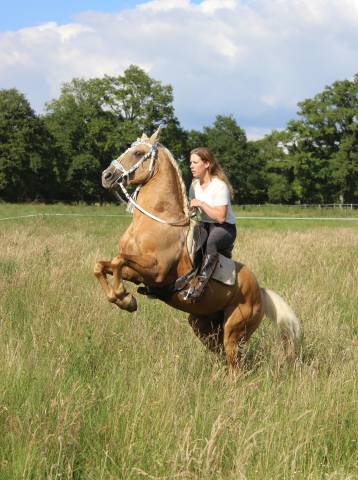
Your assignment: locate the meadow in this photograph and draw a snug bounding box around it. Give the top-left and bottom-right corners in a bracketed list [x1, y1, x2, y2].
[0, 203, 357, 479]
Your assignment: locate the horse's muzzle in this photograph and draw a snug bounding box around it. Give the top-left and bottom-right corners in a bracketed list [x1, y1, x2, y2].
[101, 170, 112, 189]
[102, 167, 128, 190]
[102, 169, 119, 189]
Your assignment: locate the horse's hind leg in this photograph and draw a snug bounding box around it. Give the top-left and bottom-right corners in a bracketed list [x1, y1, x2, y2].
[223, 303, 262, 371]
[188, 312, 224, 354]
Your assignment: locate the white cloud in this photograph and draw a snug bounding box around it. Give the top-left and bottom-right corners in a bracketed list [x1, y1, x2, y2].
[0, 0, 357, 136]
[200, 0, 236, 14]
[138, 0, 191, 11]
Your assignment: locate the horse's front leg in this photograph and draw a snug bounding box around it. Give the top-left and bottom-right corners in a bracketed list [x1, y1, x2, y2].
[94, 260, 118, 302]
[94, 258, 138, 312]
[111, 255, 138, 312]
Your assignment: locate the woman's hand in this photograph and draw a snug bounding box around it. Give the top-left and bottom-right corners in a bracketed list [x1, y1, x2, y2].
[189, 199, 203, 209]
[190, 198, 228, 223]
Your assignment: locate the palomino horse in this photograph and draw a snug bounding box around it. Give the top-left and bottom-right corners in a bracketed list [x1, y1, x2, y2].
[94, 129, 300, 369]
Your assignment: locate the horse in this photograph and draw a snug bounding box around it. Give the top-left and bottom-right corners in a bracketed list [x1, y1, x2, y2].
[94, 128, 301, 370]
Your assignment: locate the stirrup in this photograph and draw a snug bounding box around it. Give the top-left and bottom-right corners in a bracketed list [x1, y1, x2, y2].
[179, 280, 206, 302]
[182, 285, 195, 301]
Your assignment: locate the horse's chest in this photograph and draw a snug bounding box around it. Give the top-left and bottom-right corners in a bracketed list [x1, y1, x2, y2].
[119, 230, 137, 254]
[119, 227, 160, 255]
[119, 225, 183, 260]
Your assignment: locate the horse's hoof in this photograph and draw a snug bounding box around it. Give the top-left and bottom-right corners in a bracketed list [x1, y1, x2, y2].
[126, 296, 137, 312]
[113, 294, 137, 312]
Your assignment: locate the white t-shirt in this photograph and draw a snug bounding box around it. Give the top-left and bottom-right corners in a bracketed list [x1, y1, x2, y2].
[189, 177, 236, 224]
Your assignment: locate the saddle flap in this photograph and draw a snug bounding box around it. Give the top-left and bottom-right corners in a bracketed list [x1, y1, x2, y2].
[186, 219, 207, 265]
[212, 253, 236, 286]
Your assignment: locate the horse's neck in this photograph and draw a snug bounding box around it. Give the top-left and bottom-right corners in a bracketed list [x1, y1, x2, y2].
[138, 149, 187, 219]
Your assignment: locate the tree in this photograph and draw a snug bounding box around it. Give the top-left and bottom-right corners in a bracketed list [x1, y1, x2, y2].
[66, 153, 102, 203]
[104, 65, 187, 158]
[103, 65, 175, 133]
[0, 89, 58, 202]
[45, 77, 118, 202]
[255, 130, 297, 203]
[286, 74, 358, 203]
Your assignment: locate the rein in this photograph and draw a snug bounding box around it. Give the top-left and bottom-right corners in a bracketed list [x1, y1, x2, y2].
[111, 140, 190, 227]
[117, 182, 189, 226]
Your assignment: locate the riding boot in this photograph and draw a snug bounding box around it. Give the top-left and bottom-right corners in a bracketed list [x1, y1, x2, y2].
[181, 253, 219, 301]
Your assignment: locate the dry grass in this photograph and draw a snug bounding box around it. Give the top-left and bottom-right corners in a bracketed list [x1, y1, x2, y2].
[0, 204, 357, 479]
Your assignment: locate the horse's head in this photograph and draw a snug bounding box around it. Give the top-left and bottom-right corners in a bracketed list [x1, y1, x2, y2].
[102, 128, 161, 190]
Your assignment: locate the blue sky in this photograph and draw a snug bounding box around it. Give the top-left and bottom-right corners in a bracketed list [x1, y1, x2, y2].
[1, 0, 202, 30]
[0, 0, 357, 138]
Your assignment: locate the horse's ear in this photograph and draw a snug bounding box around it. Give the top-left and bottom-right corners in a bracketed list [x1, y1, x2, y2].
[149, 126, 161, 144]
[140, 132, 149, 141]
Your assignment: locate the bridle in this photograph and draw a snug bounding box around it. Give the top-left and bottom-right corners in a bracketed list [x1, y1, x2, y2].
[108, 140, 190, 226]
[110, 140, 158, 186]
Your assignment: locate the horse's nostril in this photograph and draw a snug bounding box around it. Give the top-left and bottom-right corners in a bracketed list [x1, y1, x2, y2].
[104, 172, 112, 181]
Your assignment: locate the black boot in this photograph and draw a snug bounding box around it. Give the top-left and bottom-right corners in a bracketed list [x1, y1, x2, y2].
[181, 253, 219, 301]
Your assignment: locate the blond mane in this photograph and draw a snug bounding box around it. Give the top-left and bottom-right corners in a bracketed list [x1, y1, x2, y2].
[161, 145, 189, 217]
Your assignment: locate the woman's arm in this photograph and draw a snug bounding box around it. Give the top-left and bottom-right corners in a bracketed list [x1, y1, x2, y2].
[190, 199, 228, 224]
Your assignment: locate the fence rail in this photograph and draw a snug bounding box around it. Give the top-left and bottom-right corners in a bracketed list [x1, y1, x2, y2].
[241, 203, 358, 209]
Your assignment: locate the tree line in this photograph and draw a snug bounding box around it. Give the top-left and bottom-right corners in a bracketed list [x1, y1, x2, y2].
[0, 65, 357, 204]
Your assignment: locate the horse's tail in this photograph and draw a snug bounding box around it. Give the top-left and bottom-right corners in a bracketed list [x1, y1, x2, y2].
[261, 288, 301, 346]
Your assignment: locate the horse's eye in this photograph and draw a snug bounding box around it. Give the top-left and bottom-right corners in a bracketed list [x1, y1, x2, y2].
[135, 151, 143, 157]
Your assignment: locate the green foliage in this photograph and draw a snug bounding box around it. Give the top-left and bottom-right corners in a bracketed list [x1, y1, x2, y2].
[255, 130, 296, 203]
[1, 71, 357, 204]
[103, 65, 188, 163]
[44, 77, 119, 202]
[286, 74, 358, 203]
[0, 89, 58, 202]
[103, 65, 175, 132]
[66, 153, 102, 203]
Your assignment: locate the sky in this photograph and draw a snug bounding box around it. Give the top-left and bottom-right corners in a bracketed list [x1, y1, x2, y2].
[1, 0, 357, 139]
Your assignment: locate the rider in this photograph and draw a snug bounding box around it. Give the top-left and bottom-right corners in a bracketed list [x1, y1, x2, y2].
[184, 147, 237, 301]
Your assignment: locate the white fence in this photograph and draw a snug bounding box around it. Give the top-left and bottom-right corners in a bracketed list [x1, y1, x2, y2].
[240, 203, 358, 209]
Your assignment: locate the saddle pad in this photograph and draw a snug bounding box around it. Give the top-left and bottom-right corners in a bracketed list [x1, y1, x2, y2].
[212, 253, 236, 286]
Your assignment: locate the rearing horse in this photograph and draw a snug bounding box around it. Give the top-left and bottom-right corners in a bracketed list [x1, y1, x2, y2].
[94, 129, 301, 369]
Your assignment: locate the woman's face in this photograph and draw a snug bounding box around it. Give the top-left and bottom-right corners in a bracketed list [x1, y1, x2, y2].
[190, 153, 209, 179]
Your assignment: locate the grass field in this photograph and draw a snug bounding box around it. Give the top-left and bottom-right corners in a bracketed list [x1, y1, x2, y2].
[0, 203, 357, 479]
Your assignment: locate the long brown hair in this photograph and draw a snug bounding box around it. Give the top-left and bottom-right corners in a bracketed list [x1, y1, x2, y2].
[190, 147, 234, 198]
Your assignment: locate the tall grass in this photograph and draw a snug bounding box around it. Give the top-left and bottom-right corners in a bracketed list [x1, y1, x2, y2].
[0, 204, 357, 479]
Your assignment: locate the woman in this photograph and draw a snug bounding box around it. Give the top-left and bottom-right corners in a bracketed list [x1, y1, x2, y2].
[184, 147, 237, 301]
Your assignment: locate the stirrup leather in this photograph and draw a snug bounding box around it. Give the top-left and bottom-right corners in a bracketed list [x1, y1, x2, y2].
[179, 253, 219, 301]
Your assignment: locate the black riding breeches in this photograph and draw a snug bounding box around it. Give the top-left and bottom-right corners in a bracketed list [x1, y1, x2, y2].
[201, 222, 237, 257]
